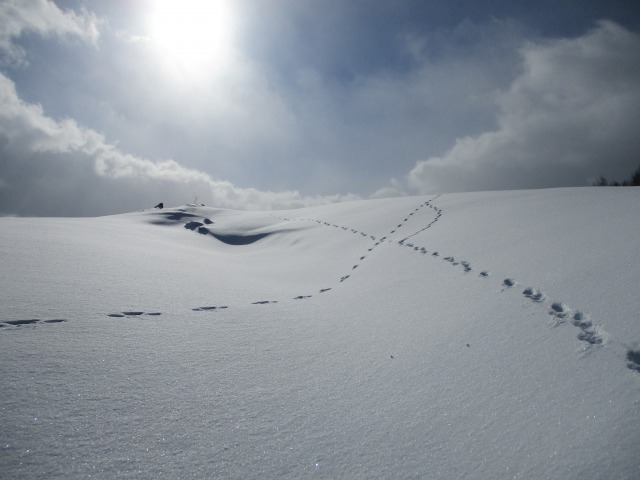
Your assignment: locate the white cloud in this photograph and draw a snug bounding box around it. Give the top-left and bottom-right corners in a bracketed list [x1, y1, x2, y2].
[0, 0, 99, 65]
[0, 2, 359, 215]
[408, 21, 640, 194]
[5, 4, 637, 216]
[0, 69, 358, 215]
[370, 179, 407, 200]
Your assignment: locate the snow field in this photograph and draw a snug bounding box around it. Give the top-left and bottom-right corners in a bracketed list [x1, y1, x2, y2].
[1, 188, 639, 479]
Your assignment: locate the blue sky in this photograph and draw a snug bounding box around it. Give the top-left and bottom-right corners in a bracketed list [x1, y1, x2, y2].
[1, 0, 639, 216]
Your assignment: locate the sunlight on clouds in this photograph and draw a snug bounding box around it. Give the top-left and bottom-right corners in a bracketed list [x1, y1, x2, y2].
[0, 69, 359, 215]
[148, 0, 235, 78]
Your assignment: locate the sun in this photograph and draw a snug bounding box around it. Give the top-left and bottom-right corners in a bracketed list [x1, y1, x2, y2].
[149, 0, 234, 76]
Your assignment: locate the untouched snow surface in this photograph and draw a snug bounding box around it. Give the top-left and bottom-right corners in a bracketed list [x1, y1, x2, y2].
[1, 187, 639, 479]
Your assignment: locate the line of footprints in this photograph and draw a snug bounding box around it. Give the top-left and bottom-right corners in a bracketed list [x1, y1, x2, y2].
[3, 197, 639, 375]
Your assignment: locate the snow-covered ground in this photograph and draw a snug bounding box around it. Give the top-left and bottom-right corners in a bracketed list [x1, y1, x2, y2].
[1, 187, 639, 479]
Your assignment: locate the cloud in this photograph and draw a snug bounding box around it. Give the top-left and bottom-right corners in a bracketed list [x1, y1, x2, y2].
[408, 21, 640, 193]
[0, 0, 99, 65]
[5, 4, 637, 216]
[0, 69, 358, 216]
[245, 17, 529, 197]
[0, 1, 360, 216]
[370, 179, 408, 200]
[0, 4, 532, 207]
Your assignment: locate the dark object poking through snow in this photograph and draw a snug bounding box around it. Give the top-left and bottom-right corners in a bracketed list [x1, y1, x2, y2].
[155, 202, 164, 209]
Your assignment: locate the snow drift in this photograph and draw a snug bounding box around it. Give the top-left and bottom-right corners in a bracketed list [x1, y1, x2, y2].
[1, 188, 639, 479]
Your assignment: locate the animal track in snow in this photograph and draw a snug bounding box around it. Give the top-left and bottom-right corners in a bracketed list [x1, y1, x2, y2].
[3, 319, 40, 325]
[303, 195, 444, 295]
[549, 302, 570, 320]
[523, 287, 546, 303]
[249, 204, 636, 376]
[626, 350, 640, 372]
[0, 318, 67, 328]
[548, 302, 571, 328]
[219, 205, 626, 371]
[397, 196, 443, 243]
[279, 200, 625, 371]
[460, 261, 472, 273]
[18, 199, 635, 374]
[572, 311, 590, 329]
[577, 328, 604, 345]
[571, 311, 605, 346]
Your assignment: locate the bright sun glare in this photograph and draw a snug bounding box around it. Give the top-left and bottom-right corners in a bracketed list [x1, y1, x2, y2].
[149, 0, 234, 76]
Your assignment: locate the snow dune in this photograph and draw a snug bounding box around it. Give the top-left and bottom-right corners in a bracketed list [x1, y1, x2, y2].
[1, 187, 639, 479]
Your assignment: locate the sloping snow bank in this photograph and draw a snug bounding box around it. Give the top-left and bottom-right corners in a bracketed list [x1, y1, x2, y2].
[0, 188, 638, 479]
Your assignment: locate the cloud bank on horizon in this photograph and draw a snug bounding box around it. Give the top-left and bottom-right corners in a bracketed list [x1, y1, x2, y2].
[0, 0, 639, 216]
